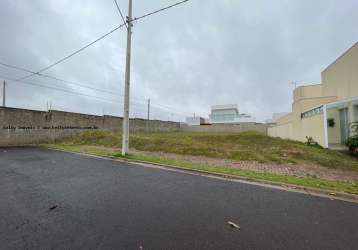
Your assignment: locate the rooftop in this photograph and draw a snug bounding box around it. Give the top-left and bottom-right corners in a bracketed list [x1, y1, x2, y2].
[211, 104, 238, 110]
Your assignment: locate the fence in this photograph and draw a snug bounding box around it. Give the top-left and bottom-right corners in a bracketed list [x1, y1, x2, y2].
[0, 107, 180, 146]
[0, 107, 268, 146]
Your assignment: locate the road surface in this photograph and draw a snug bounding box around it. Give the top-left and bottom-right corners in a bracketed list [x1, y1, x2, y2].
[0, 147, 357, 249]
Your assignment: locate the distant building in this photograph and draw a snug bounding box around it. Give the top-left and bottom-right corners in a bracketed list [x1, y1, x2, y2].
[186, 116, 205, 126]
[209, 104, 255, 124]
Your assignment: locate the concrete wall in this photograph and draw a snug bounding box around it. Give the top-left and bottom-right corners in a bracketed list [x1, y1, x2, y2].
[327, 108, 341, 144]
[322, 42, 358, 100]
[301, 113, 325, 146]
[272, 112, 290, 121]
[293, 84, 323, 102]
[267, 123, 293, 139]
[0, 107, 180, 146]
[292, 96, 337, 142]
[181, 123, 268, 134]
[268, 94, 335, 146]
[0, 107, 269, 147]
[276, 113, 293, 126]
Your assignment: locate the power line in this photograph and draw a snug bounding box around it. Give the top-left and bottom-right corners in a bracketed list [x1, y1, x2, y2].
[151, 101, 188, 116]
[15, 23, 127, 82]
[151, 106, 186, 117]
[132, 0, 189, 23]
[0, 61, 122, 96]
[126, 98, 187, 117]
[0, 62, 33, 74]
[1, 0, 190, 127]
[113, 0, 128, 29]
[1, 73, 188, 120]
[0, 74, 179, 113]
[0, 61, 151, 104]
[0, 62, 189, 116]
[36, 73, 122, 96]
[0, 74, 121, 104]
[5, 0, 189, 86]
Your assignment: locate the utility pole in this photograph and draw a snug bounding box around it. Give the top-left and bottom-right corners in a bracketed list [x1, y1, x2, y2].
[119, 0, 189, 155]
[2, 81, 6, 107]
[122, 0, 133, 156]
[147, 99, 150, 120]
[146, 98, 150, 132]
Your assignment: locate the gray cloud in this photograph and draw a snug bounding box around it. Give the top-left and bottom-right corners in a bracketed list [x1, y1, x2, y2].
[0, 0, 357, 121]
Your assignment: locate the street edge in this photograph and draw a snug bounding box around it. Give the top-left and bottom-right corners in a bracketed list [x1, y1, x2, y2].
[45, 147, 358, 203]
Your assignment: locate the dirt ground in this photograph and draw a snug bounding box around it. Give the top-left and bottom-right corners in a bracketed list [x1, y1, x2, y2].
[131, 149, 358, 182]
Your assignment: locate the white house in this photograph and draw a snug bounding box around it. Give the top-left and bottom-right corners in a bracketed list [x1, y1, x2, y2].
[209, 104, 255, 124]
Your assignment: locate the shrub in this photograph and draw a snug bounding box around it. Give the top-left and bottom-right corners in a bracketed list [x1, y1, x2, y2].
[346, 135, 358, 154]
[305, 136, 322, 148]
[306, 136, 313, 144]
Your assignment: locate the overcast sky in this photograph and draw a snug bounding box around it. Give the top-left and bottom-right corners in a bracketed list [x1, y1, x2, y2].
[0, 0, 357, 122]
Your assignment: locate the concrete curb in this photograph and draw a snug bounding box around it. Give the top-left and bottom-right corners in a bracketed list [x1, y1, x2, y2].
[118, 157, 358, 203]
[46, 147, 358, 204]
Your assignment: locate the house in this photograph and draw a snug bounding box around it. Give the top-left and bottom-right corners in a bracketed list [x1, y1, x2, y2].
[268, 42, 358, 148]
[209, 104, 255, 124]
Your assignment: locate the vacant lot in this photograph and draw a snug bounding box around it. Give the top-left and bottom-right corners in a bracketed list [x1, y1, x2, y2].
[46, 130, 358, 194]
[58, 130, 358, 170]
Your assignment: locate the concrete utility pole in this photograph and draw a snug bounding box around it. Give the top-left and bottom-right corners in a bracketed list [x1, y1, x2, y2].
[122, 0, 133, 156]
[2, 81, 6, 107]
[120, 0, 189, 155]
[147, 99, 150, 121]
[146, 98, 150, 132]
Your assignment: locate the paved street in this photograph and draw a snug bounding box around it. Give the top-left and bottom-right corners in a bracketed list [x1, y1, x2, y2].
[0, 147, 357, 250]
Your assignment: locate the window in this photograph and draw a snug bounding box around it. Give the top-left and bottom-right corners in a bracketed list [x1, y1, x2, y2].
[301, 106, 323, 119]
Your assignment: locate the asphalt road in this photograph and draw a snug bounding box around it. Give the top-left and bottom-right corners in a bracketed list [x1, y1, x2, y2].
[0, 147, 357, 250]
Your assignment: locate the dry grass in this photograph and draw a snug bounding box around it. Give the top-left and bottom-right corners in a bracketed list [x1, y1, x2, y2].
[57, 130, 358, 171]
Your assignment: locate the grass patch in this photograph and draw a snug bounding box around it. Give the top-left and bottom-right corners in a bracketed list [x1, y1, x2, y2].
[56, 130, 358, 171]
[43, 144, 358, 195]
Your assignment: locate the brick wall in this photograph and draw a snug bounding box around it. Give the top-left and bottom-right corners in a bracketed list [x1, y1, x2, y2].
[181, 123, 268, 134]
